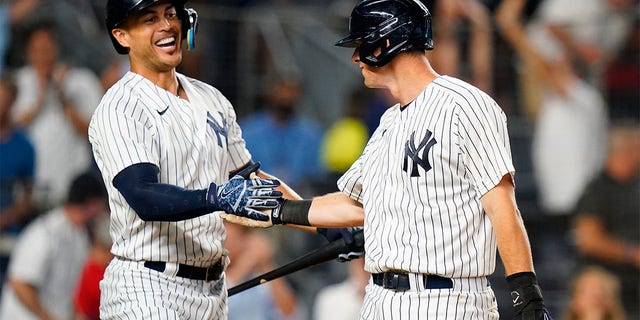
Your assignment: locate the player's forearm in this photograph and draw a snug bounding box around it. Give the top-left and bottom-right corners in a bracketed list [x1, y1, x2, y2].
[308, 192, 364, 227]
[494, 210, 535, 275]
[482, 174, 534, 275]
[113, 163, 213, 221]
[273, 192, 363, 228]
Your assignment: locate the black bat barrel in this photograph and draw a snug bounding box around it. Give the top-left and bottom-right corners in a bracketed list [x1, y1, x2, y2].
[228, 229, 364, 297]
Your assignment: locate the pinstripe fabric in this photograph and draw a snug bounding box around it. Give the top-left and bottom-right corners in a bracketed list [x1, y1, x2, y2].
[100, 258, 228, 319]
[338, 76, 513, 318]
[359, 281, 499, 319]
[89, 72, 250, 319]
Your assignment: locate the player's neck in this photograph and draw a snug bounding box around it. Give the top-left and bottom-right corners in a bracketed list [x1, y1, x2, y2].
[386, 55, 439, 106]
[131, 67, 181, 97]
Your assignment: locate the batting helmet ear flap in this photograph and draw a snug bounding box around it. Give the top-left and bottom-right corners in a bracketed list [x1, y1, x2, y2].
[182, 7, 198, 51]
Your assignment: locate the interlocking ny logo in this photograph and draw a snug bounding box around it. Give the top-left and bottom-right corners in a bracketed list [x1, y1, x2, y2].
[402, 130, 437, 177]
[207, 111, 228, 148]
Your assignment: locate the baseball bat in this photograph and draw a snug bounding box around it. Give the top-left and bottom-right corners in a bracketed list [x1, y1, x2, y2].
[228, 228, 364, 297]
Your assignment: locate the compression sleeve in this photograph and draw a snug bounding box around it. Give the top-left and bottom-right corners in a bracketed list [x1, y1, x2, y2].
[112, 163, 215, 221]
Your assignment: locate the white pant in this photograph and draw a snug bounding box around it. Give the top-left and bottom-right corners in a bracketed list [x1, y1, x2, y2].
[360, 276, 499, 319]
[100, 257, 228, 320]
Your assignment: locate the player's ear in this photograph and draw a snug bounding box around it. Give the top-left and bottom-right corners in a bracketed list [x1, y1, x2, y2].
[112, 28, 131, 52]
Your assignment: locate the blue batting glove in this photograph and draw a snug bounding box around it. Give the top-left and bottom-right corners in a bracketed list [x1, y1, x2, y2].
[208, 163, 282, 221]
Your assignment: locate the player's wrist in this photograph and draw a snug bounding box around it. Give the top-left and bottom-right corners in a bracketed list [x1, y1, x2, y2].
[205, 182, 219, 211]
[506, 272, 547, 316]
[276, 199, 312, 226]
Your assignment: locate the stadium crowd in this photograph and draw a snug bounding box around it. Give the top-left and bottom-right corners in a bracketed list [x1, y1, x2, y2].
[0, 0, 637, 319]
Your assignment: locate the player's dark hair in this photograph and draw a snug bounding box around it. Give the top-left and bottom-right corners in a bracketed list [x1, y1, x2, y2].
[67, 172, 107, 205]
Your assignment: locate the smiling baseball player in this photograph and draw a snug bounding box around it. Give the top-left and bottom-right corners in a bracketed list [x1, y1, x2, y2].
[221, 1, 553, 319]
[88, 1, 286, 319]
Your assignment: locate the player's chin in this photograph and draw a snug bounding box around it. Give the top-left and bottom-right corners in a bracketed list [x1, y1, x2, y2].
[156, 50, 183, 68]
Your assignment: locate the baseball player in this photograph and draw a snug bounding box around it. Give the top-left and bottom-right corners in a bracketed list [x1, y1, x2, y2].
[221, 1, 553, 319]
[91, 1, 361, 319]
[89, 0, 287, 319]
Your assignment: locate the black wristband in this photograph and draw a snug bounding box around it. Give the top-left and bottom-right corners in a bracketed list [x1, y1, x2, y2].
[506, 272, 545, 315]
[278, 199, 312, 226]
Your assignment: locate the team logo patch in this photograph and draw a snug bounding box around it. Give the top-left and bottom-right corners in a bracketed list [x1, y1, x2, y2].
[402, 129, 437, 177]
[207, 111, 228, 148]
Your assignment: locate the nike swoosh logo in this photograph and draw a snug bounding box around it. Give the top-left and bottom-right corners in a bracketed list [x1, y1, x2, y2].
[158, 106, 169, 115]
[220, 184, 242, 199]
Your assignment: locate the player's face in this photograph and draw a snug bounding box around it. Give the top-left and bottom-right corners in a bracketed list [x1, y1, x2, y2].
[352, 47, 392, 89]
[116, 1, 183, 73]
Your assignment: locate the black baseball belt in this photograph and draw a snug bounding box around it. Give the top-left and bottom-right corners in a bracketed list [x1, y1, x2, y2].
[144, 259, 224, 282]
[372, 271, 454, 291]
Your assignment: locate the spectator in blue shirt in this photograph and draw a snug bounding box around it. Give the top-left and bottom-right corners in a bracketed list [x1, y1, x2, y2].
[241, 79, 324, 190]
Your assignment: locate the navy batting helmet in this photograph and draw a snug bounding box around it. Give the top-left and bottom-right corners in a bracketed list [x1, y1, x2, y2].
[106, 0, 198, 54]
[335, 0, 433, 67]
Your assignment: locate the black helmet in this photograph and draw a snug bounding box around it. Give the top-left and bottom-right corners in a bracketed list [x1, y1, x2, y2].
[106, 0, 198, 54]
[335, 0, 433, 67]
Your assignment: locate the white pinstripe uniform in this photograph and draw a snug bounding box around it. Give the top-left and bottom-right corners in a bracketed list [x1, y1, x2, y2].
[338, 76, 514, 319]
[88, 71, 251, 319]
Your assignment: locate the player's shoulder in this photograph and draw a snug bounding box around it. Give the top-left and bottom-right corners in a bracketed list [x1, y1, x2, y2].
[96, 73, 144, 112]
[91, 73, 153, 128]
[177, 73, 226, 101]
[432, 76, 489, 100]
[431, 76, 501, 112]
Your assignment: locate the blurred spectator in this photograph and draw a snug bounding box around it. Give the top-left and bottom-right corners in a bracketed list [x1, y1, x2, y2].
[561, 266, 625, 320]
[497, 0, 608, 219]
[0, 171, 108, 320]
[5, 0, 115, 77]
[0, 73, 35, 232]
[74, 213, 113, 320]
[497, 1, 610, 313]
[517, 0, 635, 120]
[572, 124, 640, 318]
[426, 0, 494, 94]
[224, 221, 301, 320]
[11, 22, 103, 209]
[361, 88, 396, 137]
[0, 72, 36, 294]
[0, 0, 41, 76]
[0, 4, 8, 76]
[240, 79, 325, 190]
[603, 16, 640, 122]
[313, 257, 368, 320]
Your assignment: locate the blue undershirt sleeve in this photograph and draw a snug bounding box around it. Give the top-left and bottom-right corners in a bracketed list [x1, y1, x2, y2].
[112, 163, 215, 221]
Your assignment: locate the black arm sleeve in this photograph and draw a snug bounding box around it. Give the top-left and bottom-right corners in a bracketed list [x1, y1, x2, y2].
[112, 163, 215, 221]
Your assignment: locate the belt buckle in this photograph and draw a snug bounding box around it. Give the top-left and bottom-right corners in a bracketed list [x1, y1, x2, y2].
[382, 271, 409, 291]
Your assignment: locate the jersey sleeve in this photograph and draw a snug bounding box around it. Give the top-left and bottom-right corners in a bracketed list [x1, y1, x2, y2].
[457, 94, 515, 197]
[89, 97, 159, 176]
[337, 154, 364, 203]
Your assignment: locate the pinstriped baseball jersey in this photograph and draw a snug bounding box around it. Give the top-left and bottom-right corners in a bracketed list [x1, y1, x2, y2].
[88, 71, 251, 266]
[338, 75, 515, 278]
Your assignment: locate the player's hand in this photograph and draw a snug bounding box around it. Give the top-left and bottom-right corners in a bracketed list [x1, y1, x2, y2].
[209, 163, 282, 221]
[507, 272, 554, 320]
[317, 227, 365, 262]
